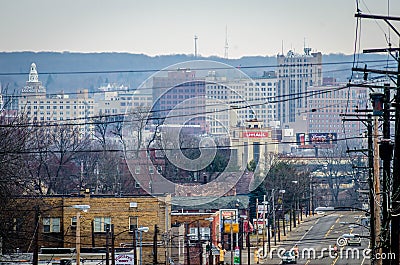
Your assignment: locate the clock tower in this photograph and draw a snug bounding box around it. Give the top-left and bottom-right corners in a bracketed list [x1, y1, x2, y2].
[28, 63, 39, 82]
[22, 62, 46, 97]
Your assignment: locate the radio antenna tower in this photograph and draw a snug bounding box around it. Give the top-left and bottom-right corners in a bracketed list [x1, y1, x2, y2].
[224, 26, 229, 59]
[194, 35, 198, 58]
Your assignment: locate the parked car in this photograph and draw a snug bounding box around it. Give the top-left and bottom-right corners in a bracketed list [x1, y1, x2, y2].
[282, 250, 297, 264]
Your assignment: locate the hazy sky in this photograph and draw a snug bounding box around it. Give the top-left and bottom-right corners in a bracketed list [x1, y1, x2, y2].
[1, 0, 399, 58]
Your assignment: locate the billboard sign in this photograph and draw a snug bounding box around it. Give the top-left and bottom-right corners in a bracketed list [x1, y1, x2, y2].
[309, 133, 337, 144]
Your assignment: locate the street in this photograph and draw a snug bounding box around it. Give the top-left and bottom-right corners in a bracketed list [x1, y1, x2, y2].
[259, 211, 370, 265]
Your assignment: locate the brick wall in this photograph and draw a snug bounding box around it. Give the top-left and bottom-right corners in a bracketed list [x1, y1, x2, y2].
[7, 194, 171, 264]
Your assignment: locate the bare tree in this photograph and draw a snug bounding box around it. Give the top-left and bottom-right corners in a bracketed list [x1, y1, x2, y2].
[316, 144, 354, 206]
[0, 113, 37, 198]
[26, 124, 90, 195]
[0, 112, 43, 253]
[122, 106, 150, 158]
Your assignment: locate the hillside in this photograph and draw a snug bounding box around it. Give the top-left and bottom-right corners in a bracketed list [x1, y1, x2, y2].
[0, 52, 387, 94]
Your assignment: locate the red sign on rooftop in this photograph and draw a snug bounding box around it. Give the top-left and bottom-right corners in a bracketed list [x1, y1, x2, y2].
[243, 131, 268, 138]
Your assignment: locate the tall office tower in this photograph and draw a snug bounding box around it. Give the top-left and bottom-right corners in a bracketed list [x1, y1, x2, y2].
[152, 68, 206, 132]
[205, 71, 278, 136]
[277, 48, 322, 133]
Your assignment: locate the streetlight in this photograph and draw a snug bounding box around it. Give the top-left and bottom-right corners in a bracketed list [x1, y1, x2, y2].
[134, 226, 149, 265]
[72, 205, 90, 265]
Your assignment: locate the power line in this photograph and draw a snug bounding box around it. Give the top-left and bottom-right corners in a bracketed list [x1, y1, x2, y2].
[0, 134, 366, 155]
[1, 81, 371, 128]
[0, 59, 394, 77]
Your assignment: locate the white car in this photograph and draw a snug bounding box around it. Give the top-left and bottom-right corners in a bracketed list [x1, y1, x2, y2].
[282, 250, 297, 264]
[342, 233, 362, 246]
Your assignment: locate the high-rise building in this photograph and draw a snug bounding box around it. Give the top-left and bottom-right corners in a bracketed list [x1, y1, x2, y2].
[152, 68, 206, 131]
[307, 80, 369, 141]
[19, 63, 95, 136]
[277, 48, 322, 133]
[205, 71, 278, 136]
[94, 84, 152, 116]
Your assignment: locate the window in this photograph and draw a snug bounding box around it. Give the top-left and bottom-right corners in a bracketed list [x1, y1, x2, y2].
[13, 218, 23, 232]
[129, 216, 138, 232]
[94, 217, 111, 232]
[189, 227, 198, 240]
[135, 181, 141, 188]
[71, 216, 77, 228]
[149, 166, 154, 174]
[43, 217, 61, 233]
[200, 227, 211, 240]
[135, 166, 140, 174]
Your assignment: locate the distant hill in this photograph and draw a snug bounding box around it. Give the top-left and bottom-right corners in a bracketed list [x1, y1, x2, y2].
[0, 51, 388, 94]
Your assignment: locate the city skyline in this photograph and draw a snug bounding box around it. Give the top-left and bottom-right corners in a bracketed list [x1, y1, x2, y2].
[1, 0, 399, 58]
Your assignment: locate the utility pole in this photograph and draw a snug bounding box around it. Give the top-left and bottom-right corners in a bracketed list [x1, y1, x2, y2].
[380, 84, 393, 265]
[186, 223, 190, 265]
[111, 224, 115, 265]
[133, 228, 137, 265]
[262, 196, 266, 254]
[106, 224, 110, 265]
[272, 191, 276, 246]
[197, 220, 202, 265]
[343, 112, 376, 263]
[32, 205, 40, 265]
[153, 225, 158, 265]
[367, 114, 376, 263]
[373, 115, 382, 265]
[230, 212, 233, 265]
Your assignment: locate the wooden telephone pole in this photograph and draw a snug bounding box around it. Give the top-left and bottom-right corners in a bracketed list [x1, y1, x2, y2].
[353, 12, 400, 265]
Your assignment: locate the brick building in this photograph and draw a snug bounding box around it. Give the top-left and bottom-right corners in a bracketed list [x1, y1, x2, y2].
[2, 194, 171, 264]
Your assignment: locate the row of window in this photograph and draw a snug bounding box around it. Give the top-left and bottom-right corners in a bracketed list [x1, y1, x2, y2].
[309, 123, 358, 128]
[23, 105, 91, 110]
[245, 82, 274, 86]
[118, 97, 152, 101]
[43, 216, 138, 233]
[25, 100, 93, 104]
[27, 111, 91, 115]
[32, 116, 92, 121]
[120, 102, 145, 107]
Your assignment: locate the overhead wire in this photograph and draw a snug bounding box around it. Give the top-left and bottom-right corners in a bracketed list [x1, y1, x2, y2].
[0, 58, 397, 100]
[0, 79, 381, 128]
[0, 58, 393, 78]
[0, 134, 367, 155]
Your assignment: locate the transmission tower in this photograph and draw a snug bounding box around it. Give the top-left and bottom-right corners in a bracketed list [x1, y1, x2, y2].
[224, 26, 229, 59]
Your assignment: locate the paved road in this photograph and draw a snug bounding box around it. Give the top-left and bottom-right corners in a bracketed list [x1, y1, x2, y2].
[259, 211, 371, 265]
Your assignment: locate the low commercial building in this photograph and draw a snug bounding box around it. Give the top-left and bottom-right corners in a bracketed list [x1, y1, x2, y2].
[2, 194, 171, 264]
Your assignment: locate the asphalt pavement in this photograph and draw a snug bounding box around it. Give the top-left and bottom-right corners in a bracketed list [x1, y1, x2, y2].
[258, 211, 370, 265]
